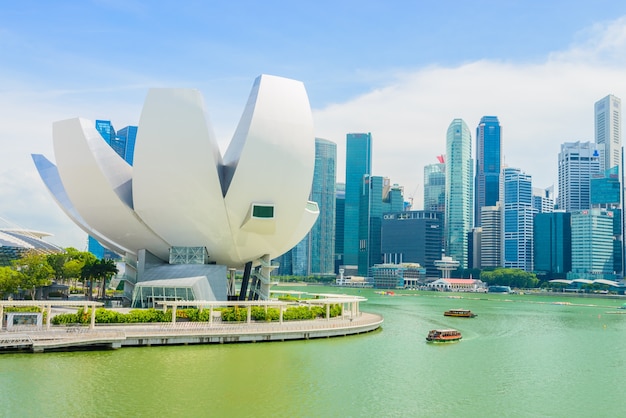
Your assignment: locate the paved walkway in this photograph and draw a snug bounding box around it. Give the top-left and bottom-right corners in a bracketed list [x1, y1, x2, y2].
[0, 312, 383, 353]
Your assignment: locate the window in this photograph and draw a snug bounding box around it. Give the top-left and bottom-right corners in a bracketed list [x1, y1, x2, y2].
[253, 205, 274, 218]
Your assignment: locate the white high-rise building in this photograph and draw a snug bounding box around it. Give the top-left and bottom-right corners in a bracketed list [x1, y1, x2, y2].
[594, 94, 621, 173]
[503, 168, 534, 271]
[557, 141, 600, 212]
[480, 203, 501, 268]
[533, 186, 554, 214]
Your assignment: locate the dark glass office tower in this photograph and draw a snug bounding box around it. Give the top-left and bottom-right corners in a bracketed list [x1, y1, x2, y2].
[533, 212, 572, 279]
[343, 133, 372, 267]
[474, 116, 501, 227]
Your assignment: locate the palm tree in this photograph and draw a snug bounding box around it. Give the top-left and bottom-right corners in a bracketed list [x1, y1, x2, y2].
[96, 259, 119, 300]
[81, 258, 118, 300]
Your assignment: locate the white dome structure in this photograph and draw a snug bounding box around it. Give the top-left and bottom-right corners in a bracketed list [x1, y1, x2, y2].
[33, 74, 319, 301]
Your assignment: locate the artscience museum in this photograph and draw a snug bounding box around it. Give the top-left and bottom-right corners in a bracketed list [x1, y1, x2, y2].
[33, 75, 319, 304]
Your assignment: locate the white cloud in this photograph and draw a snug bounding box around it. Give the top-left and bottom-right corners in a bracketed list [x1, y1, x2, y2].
[313, 18, 626, 208]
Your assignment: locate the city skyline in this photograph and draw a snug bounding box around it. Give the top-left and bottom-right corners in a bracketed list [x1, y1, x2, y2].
[4, 3, 626, 249]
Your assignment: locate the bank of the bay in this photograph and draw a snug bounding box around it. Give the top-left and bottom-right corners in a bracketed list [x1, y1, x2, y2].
[2, 286, 625, 418]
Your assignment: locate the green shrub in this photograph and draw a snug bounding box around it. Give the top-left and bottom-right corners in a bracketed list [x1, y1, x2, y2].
[4, 306, 42, 313]
[95, 308, 127, 324]
[221, 307, 248, 322]
[125, 308, 171, 323]
[51, 313, 79, 325]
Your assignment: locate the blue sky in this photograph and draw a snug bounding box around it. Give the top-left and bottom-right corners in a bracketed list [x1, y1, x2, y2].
[3, 1, 626, 249]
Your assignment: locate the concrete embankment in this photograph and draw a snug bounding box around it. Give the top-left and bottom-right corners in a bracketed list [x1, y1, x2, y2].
[0, 312, 383, 353]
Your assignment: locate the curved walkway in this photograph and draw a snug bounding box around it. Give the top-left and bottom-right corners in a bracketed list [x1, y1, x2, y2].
[1, 312, 383, 353]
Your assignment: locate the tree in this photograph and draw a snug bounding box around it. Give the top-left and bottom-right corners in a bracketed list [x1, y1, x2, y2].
[12, 251, 54, 299]
[82, 258, 118, 300]
[480, 267, 539, 289]
[0, 266, 20, 299]
[47, 252, 69, 283]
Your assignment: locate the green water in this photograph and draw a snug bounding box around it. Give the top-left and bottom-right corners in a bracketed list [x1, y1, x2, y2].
[2, 288, 626, 418]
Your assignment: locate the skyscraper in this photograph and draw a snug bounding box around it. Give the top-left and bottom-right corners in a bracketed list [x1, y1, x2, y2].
[570, 209, 615, 280]
[532, 186, 554, 214]
[343, 133, 372, 268]
[557, 141, 600, 212]
[358, 176, 404, 275]
[480, 204, 502, 268]
[590, 166, 623, 276]
[533, 211, 572, 279]
[594, 94, 621, 173]
[445, 119, 473, 268]
[502, 167, 534, 271]
[309, 138, 336, 275]
[424, 156, 446, 212]
[474, 116, 502, 226]
[381, 210, 443, 278]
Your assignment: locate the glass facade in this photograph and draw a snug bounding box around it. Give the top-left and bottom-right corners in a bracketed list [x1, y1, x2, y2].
[424, 162, 445, 212]
[533, 212, 572, 279]
[309, 138, 337, 275]
[474, 116, 502, 227]
[357, 176, 404, 275]
[503, 167, 534, 271]
[590, 166, 620, 206]
[344, 133, 372, 267]
[445, 119, 473, 268]
[116, 125, 138, 165]
[381, 211, 443, 278]
[570, 209, 615, 279]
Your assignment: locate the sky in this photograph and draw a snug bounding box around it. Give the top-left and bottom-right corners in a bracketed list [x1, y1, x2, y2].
[3, 0, 626, 250]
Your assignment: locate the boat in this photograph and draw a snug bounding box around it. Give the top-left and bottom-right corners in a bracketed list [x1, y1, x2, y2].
[444, 309, 476, 318]
[426, 329, 462, 343]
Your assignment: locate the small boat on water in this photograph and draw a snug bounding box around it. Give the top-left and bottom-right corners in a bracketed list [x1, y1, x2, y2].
[444, 309, 476, 318]
[426, 329, 462, 343]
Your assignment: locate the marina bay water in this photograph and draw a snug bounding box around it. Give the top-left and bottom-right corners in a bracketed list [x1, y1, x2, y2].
[2, 287, 626, 417]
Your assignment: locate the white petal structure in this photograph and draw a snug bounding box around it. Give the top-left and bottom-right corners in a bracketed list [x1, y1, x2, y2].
[33, 74, 319, 271]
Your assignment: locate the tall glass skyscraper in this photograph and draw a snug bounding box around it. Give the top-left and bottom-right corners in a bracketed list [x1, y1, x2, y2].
[557, 141, 600, 211]
[445, 119, 473, 268]
[309, 138, 336, 275]
[424, 156, 445, 212]
[474, 116, 502, 227]
[594, 94, 621, 173]
[343, 133, 372, 267]
[358, 176, 404, 275]
[503, 167, 534, 271]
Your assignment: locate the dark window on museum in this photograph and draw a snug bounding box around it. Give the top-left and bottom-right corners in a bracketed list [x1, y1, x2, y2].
[253, 205, 274, 218]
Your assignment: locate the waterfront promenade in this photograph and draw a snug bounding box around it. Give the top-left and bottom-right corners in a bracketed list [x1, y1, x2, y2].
[0, 296, 383, 353]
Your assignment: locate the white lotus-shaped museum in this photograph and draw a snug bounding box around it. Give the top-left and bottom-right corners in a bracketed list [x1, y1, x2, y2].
[33, 75, 319, 300]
